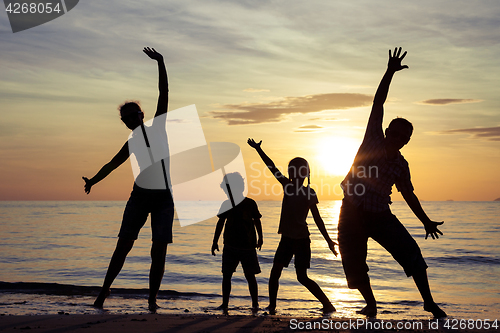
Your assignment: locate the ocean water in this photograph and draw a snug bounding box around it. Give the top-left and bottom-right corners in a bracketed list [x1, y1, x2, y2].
[0, 200, 499, 321]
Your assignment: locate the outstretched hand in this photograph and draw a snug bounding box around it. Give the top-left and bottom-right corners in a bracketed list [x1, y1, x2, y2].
[247, 138, 262, 149]
[82, 177, 93, 194]
[143, 47, 163, 61]
[388, 47, 408, 72]
[424, 221, 444, 240]
[328, 240, 338, 256]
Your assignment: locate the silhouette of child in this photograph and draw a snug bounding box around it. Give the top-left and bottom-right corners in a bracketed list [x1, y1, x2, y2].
[248, 139, 338, 315]
[211, 172, 263, 313]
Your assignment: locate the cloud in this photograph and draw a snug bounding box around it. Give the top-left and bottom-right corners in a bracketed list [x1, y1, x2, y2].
[294, 124, 324, 133]
[418, 99, 483, 105]
[210, 93, 372, 125]
[243, 88, 270, 92]
[299, 125, 323, 129]
[440, 126, 500, 141]
[308, 117, 347, 122]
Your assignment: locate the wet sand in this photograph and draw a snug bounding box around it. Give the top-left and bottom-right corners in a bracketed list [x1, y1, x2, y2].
[0, 313, 489, 332]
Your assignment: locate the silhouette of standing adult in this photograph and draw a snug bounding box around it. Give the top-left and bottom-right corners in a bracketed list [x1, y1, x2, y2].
[338, 47, 446, 318]
[82, 47, 173, 312]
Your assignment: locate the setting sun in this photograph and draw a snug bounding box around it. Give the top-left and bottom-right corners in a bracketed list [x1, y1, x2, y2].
[316, 137, 360, 176]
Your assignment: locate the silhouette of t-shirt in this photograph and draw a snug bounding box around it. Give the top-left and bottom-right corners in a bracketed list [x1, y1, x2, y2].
[278, 186, 318, 239]
[217, 197, 262, 249]
[128, 114, 171, 191]
[341, 105, 413, 212]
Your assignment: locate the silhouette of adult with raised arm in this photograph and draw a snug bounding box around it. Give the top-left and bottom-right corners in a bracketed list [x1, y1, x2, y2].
[82, 47, 173, 312]
[338, 47, 446, 318]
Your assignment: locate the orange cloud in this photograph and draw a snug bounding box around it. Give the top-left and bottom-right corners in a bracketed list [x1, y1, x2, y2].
[294, 124, 324, 133]
[418, 99, 483, 105]
[210, 93, 372, 125]
[441, 126, 500, 141]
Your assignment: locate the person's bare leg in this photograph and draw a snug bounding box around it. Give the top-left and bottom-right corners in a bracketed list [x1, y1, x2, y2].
[94, 238, 135, 308]
[357, 283, 377, 316]
[295, 268, 335, 314]
[148, 241, 167, 312]
[244, 271, 259, 311]
[220, 271, 233, 312]
[268, 263, 284, 314]
[412, 269, 446, 318]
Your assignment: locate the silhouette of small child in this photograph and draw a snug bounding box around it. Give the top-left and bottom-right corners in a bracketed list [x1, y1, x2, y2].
[211, 172, 263, 313]
[248, 139, 338, 315]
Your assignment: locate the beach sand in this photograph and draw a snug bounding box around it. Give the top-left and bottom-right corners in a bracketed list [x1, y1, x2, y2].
[0, 313, 489, 332]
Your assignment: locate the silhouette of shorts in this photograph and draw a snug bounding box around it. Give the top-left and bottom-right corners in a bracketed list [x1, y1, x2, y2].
[273, 236, 311, 269]
[119, 185, 174, 243]
[338, 199, 427, 289]
[222, 245, 261, 275]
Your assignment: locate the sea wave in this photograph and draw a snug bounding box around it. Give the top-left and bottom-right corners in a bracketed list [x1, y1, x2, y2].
[431, 255, 500, 265]
[0, 282, 219, 299]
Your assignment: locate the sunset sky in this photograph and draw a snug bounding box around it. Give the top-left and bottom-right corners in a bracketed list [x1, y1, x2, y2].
[1, 0, 499, 201]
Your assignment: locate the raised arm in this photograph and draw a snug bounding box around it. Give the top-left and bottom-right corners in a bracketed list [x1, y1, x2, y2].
[401, 190, 444, 240]
[143, 47, 168, 117]
[247, 138, 288, 186]
[365, 47, 409, 138]
[310, 204, 338, 256]
[82, 142, 129, 194]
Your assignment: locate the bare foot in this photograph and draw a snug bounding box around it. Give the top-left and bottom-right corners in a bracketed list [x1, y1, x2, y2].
[265, 305, 276, 315]
[148, 303, 159, 313]
[216, 304, 229, 315]
[148, 302, 160, 313]
[357, 305, 377, 317]
[251, 305, 259, 314]
[93, 289, 110, 308]
[424, 301, 447, 318]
